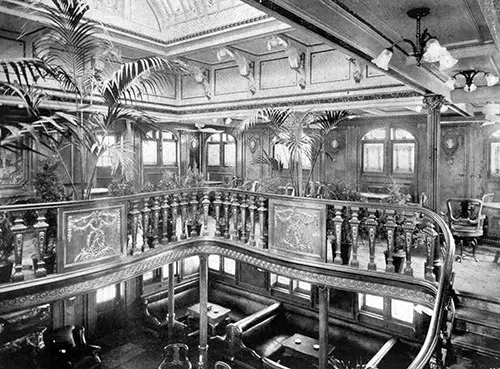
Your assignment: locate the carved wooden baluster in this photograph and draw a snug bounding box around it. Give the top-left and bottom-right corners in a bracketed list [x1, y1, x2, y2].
[142, 198, 151, 251]
[170, 195, 179, 242]
[151, 196, 161, 247]
[231, 193, 240, 241]
[423, 219, 438, 282]
[161, 195, 171, 245]
[180, 192, 189, 240]
[130, 199, 141, 254]
[33, 212, 49, 278]
[349, 206, 360, 268]
[213, 191, 222, 238]
[240, 194, 248, 242]
[202, 190, 210, 236]
[366, 208, 378, 271]
[223, 191, 231, 239]
[332, 208, 343, 265]
[258, 196, 267, 248]
[384, 210, 396, 273]
[248, 195, 257, 247]
[402, 211, 416, 276]
[11, 212, 27, 282]
[190, 191, 199, 237]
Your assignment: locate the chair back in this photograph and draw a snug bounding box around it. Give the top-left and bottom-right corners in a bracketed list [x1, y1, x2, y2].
[446, 198, 486, 236]
[158, 343, 192, 369]
[214, 361, 232, 369]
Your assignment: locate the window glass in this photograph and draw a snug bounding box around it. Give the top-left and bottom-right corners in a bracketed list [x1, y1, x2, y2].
[363, 143, 384, 172]
[162, 141, 177, 165]
[223, 258, 236, 275]
[392, 143, 415, 173]
[392, 128, 414, 140]
[208, 255, 220, 270]
[143, 139, 158, 165]
[365, 294, 384, 310]
[491, 142, 500, 176]
[183, 256, 200, 276]
[294, 280, 311, 292]
[207, 144, 221, 166]
[224, 143, 236, 167]
[274, 143, 289, 169]
[143, 270, 153, 282]
[277, 275, 291, 285]
[96, 134, 118, 167]
[362, 128, 386, 140]
[96, 285, 117, 303]
[391, 299, 414, 323]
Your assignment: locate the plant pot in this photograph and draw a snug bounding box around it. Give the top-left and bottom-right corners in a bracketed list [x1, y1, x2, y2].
[384, 250, 405, 273]
[0, 260, 13, 283]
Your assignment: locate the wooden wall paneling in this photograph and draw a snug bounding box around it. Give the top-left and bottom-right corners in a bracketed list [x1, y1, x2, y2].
[86, 292, 97, 338]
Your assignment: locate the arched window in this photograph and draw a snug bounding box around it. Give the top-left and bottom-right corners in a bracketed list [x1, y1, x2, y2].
[361, 128, 415, 175]
[142, 130, 178, 166]
[207, 133, 236, 167]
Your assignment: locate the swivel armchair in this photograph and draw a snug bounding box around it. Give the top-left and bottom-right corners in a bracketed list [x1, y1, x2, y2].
[446, 198, 486, 262]
[158, 343, 192, 369]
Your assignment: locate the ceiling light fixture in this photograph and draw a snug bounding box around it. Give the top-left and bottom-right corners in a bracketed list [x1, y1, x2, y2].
[371, 7, 457, 71]
[445, 70, 499, 92]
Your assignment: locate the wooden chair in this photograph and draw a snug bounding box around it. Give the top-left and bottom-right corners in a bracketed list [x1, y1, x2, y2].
[447, 198, 486, 262]
[158, 343, 192, 369]
[214, 361, 232, 369]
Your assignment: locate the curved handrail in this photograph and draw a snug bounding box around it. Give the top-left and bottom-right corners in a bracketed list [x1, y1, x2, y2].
[0, 187, 455, 369]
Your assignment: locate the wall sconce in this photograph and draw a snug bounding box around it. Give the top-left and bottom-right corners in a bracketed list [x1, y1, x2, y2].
[445, 70, 499, 92]
[371, 7, 457, 71]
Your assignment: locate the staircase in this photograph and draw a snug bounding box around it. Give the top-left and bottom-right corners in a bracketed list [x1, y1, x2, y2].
[451, 290, 500, 363]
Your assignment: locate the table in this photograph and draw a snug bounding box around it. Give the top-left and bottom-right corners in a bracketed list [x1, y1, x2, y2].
[282, 333, 335, 360]
[187, 302, 231, 336]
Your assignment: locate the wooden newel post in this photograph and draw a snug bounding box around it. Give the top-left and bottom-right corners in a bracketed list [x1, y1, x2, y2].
[33, 212, 49, 278]
[142, 198, 151, 251]
[202, 191, 210, 236]
[130, 200, 141, 254]
[258, 196, 267, 248]
[213, 191, 222, 238]
[240, 194, 248, 242]
[385, 210, 396, 273]
[248, 195, 257, 247]
[332, 208, 343, 265]
[230, 193, 239, 241]
[11, 212, 27, 282]
[349, 207, 360, 268]
[366, 209, 378, 271]
[423, 220, 438, 282]
[223, 191, 231, 239]
[151, 196, 161, 247]
[170, 195, 179, 242]
[189, 192, 199, 237]
[402, 212, 416, 277]
[180, 193, 188, 240]
[161, 195, 171, 245]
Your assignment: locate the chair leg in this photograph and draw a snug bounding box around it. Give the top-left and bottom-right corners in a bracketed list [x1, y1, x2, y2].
[455, 238, 463, 262]
[471, 238, 478, 262]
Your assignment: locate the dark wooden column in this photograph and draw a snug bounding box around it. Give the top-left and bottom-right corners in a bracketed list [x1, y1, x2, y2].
[423, 95, 444, 211]
[318, 285, 329, 369]
[198, 255, 208, 369]
[167, 263, 176, 341]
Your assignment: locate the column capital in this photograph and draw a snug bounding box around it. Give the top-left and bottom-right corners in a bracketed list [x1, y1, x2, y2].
[423, 95, 445, 111]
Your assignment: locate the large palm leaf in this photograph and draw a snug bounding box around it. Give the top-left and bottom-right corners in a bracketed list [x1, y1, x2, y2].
[0, 58, 62, 86]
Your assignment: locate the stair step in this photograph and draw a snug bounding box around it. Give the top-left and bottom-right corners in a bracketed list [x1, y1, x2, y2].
[455, 291, 500, 314]
[452, 332, 500, 358]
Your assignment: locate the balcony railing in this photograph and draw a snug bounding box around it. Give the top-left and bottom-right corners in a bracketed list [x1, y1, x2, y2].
[0, 187, 455, 369]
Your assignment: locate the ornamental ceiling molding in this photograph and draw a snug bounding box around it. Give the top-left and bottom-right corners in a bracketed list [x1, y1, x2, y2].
[0, 242, 435, 314]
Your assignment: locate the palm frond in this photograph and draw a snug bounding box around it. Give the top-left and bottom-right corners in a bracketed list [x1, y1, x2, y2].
[103, 57, 189, 105]
[238, 107, 292, 133]
[253, 150, 284, 172]
[105, 106, 160, 137]
[313, 110, 350, 134]
[0, 58, 61, 87]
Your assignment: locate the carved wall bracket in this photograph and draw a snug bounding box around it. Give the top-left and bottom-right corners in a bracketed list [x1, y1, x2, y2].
[193, 66, 212, 99]
[267, 35, 306, 89]
[217, 47, 256, 94]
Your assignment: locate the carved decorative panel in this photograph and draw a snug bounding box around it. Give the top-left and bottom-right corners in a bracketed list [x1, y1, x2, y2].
[57, 203, 127, 272]
[214, 66, 247, 95]
[260, 57, 297, 90]
[268, 199, 326, 261]
[310, 50, 350, 84]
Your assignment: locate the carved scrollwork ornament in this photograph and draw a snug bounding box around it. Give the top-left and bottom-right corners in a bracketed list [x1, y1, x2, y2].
[246, 134, 259, 154]
[441, 129, 462, 165]
[422, 95, 445, 111]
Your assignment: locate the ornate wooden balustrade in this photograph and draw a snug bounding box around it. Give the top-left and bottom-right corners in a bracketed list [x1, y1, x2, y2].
[0, 187, 456, 369]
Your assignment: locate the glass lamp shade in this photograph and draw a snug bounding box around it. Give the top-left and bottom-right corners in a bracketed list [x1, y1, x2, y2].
[445, 77, 456, 90]
[485, 73, 499, 86]
[371, 49, 393, 70]
[438, 50, 458, 70]
[464, 83, 477, 92]
[422, 38, 445, 63]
